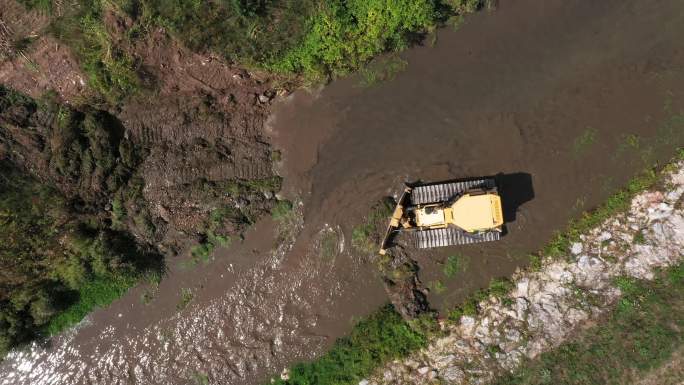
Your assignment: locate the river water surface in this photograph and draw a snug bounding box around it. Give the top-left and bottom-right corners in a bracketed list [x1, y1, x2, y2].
[3, 0, 684, 384]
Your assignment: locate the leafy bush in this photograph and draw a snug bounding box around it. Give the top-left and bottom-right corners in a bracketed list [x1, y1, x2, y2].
[0, 162, 161, 358]
[271, 304, 426, 385]
[269, 0, 436, 79]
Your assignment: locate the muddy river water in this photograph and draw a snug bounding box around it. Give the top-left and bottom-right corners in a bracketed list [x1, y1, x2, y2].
[2, 0, 684, 384]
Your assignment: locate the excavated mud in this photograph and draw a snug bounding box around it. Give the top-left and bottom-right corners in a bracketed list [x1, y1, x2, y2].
[2, 0, 684, 384]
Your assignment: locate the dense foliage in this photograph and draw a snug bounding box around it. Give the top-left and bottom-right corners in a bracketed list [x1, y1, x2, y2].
[0, 163, 161, 357]
[272, 304, 426, 385]
[0, 86, 162, 358]
[493, 263, 684, 385]
[18, 0, 490, 103]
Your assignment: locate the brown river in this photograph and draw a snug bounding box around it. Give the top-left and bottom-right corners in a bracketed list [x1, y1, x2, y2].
[2, 0, 684, 384]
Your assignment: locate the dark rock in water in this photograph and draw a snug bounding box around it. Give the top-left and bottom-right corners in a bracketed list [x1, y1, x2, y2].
[381, 247, 431, 320]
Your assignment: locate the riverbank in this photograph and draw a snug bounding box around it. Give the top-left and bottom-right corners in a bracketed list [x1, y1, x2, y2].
[363, 153, 684, 384]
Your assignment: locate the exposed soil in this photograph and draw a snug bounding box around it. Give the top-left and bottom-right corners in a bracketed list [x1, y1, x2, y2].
[2, 0, 684, 385]
[0, 2, 285, 244]
[0, 0, 86, 100]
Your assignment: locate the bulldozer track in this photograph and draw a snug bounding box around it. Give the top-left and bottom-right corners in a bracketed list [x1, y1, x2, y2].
[415, 227, 500, 248]
[410, 178, 496, 205]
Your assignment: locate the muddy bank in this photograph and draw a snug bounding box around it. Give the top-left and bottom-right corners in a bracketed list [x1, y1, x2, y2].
[364, 158, 684, 385]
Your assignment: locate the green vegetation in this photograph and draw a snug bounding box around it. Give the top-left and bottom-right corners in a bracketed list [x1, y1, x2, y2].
[48, 1, 142, 105]
[0, 87, 162, 358]
[271, 304, 426, 385]
[443, 254, 466, 278]
[571, 127, 597, 156]
[351, 198, 394, 254]
[430, 280, 447, 294]
[183, 177, 283, 265]
[0, 162, 161, 357]
[190, 371, 209, 385]
[319, 230, 341, 261]
[271, 200, 294, 222]
[177, 288, 193, 311]
[446, 277, 514, 321]
[493, 262, 684, 385]
[358, 55, 408, 87]
[16, 0, 52, 13]
[21, 0, 491, 89]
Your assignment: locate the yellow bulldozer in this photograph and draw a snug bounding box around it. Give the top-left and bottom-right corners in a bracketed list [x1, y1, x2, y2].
[379, 178, 504, 254]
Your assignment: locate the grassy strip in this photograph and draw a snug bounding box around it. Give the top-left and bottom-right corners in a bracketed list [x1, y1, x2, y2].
[271, 304, 426, 385]
[44, 273, 138, 335]
[51, 1, 141, 105]
[532, 148, 684, 268]
[492, 262, 684, 385]
[20, 0, 492, 97]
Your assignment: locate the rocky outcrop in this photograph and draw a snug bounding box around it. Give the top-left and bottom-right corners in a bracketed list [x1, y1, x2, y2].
[366, 160, 684, 385]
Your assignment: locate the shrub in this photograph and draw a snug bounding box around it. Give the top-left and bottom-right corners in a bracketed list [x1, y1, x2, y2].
[271, 304, 426, 385]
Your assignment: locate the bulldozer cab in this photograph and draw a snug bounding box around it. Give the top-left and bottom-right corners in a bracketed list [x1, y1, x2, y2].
[450, 193, 503, 232]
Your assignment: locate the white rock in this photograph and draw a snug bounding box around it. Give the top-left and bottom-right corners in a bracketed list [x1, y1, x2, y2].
[441, 366, 465, 382]
[570, 242, 583, 255]
[597, 231, 612, 242]
[359, 380, 369, 385]
[417, 366, 430, 375]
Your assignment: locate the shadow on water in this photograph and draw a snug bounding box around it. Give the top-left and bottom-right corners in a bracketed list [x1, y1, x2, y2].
[495, 172, 535, 225]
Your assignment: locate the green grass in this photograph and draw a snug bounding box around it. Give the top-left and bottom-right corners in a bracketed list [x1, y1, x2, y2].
[430, 280, 447, 294]
[319, 230, 340, 261]
[44, 273, 138, 335]
[272, 200, 294, 221]
[16, 0, 52, 13]
[351, 198, 394, 254]
[572, 127, 597, 156]
[49, 1, 141, 105]
[443, 254, 466, 278]
[445, 277, 514, 321]
[270, 304, 426, 385]
[541, 164, 663, 260]
[492, 262, 684, 385]
[177, 288, 194, 311]
[357, 55, 408, 87]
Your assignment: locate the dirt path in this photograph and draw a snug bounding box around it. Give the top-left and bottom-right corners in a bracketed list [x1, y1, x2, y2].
[2, 0, 684, 384]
